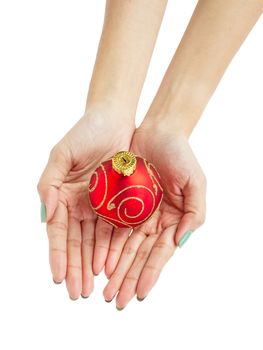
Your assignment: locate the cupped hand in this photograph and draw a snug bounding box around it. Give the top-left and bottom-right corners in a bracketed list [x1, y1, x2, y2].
[38, 109, 135, 299]
[103, 120, 206, 308]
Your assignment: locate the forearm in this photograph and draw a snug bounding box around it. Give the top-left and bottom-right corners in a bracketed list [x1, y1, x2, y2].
[86, 0, 168, 119]
[144, 0, 263, 136]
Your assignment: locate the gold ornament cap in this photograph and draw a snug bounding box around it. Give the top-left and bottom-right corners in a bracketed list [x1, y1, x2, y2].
[112, 151, 136, 176]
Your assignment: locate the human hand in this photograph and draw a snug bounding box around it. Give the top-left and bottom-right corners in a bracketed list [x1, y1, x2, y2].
[38, 108, 135, 299]
[103, 119, 206, 309]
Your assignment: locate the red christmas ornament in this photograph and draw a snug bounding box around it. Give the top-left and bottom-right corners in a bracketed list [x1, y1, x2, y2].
[88, 151, 163, 228]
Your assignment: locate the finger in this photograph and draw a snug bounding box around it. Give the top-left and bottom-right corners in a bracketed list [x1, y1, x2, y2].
[47, 200, 68, 283]
[136, 225, 177, 300]
[116, 234, 158, 309]
[175, 175, 207, 246]
[37, 144, 72, 222]
[103, 227, 147, 302]
[81, 218, 95, 298]
[66, 216, 82, 300]
[104, 227, 131, 279]
[93, 218, 113, 275]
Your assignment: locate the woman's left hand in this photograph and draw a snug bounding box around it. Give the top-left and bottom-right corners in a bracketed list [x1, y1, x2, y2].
[103, 119, 207, 309]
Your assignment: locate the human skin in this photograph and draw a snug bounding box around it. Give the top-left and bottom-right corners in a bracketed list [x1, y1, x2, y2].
[37, 0, 168, 300]
[103, 0, 263, 309]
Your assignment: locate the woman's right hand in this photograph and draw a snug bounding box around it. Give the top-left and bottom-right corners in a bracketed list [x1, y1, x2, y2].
[37, 107, 135, 300]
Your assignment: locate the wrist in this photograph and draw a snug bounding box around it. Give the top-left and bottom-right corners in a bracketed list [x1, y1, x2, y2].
[142, 79, 211, 138]
[139, 114, 190, 142]
[141, 107, 198, 139]
[84, 100, 136, 130]
[86, 89, 137, 116]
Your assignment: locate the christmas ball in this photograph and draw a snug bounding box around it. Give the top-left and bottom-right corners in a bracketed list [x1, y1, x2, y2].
[88, 151, 163, 228]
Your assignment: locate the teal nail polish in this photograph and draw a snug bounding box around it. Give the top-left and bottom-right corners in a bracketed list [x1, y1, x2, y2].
[40, 201, 46, 223]
[178, 230, 193, 248]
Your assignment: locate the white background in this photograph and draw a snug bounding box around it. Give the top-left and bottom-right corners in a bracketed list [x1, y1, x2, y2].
[0, 1, 262, 349]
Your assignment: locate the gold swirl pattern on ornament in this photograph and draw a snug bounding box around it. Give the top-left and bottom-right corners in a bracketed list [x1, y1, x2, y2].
[90, 164, 108, 210]
[88, 171, 98, 193]
[143, 159, 163, 195]
[122, 197, 144, 218]
[107, 185, 155, 225]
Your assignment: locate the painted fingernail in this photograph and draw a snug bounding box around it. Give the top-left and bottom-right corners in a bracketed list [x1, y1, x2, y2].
[81, 294, 89, 299]
[178, 230, 193, 248]
[116, 306, 124, 311]
[40, 201, 46, 223]
[137, 296, 146, 302]
[53, 278, 62, 284]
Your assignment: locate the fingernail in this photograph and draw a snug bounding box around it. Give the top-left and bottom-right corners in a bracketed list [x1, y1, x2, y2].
[69, 296, 79, 301]
[178, 230, 193, 248]
[137, 296, 146, 302]
[105, 298, 113, 303]
[81, 294, 89, 299]
[40, 201, 46, 223]
[94, 273, 99, 276]
[53, 278, 62, 284]
[116, 306, 124, 311]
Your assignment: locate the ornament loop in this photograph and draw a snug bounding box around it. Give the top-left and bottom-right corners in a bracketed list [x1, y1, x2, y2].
[112, 151, 136, 176]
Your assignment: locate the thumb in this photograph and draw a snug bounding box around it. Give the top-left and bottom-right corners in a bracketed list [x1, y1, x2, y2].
[37, 143, 72, 223]
[175, 176, 206, 247]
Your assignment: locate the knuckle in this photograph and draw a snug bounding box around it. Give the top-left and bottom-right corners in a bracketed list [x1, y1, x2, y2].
[95, 244, 109, 250]
[123, 245, 136, 256]
[134, 227, 148, 239]
[153, 241, 171, 251]
[48, 233, 67, 251]
[136, 249, 149, 261]
[37, 181, 45, 196]
[153, 241, 166, 249]
[97, 225, 112, 237]
[196, 213, 206, 227]
[144, 264, 160, 275]
[67, 264, 81, 271]
[49, 144, 64, 164]
[37, 181, 41, 193]
[49, 220, 67, 232]
[50, 247, 66, 254]
[82, 238, 95, 248]
[192, 170, 206, 188]
[109, 246, 118, 253]
[67, 238, 81, 248]
[49, 145, 59, 158]
[48, 232, 65, 241]
[125, 275, 138, 282]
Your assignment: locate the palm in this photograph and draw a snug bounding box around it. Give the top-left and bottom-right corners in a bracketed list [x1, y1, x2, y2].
[130, 127, 195, 234]
[58, 116, 134, 220]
